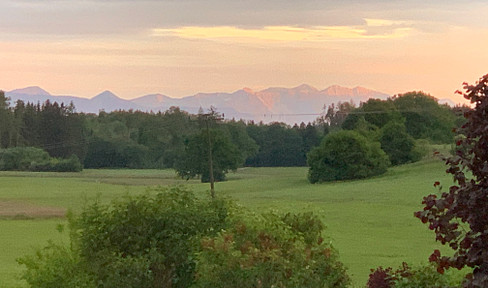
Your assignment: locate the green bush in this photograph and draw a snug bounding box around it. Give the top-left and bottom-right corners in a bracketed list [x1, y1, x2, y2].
[71, 186, 228, 288]
[0, 147, 50, 170]
[193, 211, 349, 288]
[30, 155, 83, 172]
[379, 121, 422, 166]
[0, 147, 82, 172]
[19, 187, 349, 288]
[17, 241, 95, 288]
[307, 130, 389, 183]
[367, 263, 463, 288]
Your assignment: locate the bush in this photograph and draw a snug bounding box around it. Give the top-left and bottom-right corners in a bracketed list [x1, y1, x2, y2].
[0, 147, 82, 172]
[17, 241, 95, 288]
[193, 211, 349, 288]
[30, 155, 83, 172]
[20, 187, 349, 288]
[307, 130, 389, 183]
[72, 186, 228, 288]
[379, 121, 422, 166]
[367, 263, 462, 288]
[0, 147, 50, 170]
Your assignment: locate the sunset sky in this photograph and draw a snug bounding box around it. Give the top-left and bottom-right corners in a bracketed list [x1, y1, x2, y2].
[0, 0, 487, 102]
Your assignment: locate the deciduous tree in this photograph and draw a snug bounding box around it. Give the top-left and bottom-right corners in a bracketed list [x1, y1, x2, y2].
[307, 130, 389, 183]
[415, 74, 488, 287]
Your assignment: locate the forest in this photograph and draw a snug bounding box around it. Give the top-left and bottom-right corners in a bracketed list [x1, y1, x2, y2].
[0, 90, 463, 177]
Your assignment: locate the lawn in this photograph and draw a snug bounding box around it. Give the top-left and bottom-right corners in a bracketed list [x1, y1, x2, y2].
[0, 155, 456, 287]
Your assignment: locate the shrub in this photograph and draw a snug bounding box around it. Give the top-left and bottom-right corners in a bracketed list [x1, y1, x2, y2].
[0, 147, 50, 170]
[20, 187, 349, 288]
[30, 155, 83, 172]
[379, 121, 422, 166]
[193, 211, 349, 288]
[17, 241, 95, 288]
[367, 263, 462, 288]
[307, 130, 389, 183]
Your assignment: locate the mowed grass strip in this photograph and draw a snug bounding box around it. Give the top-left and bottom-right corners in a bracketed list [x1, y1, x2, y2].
[0, 157, 453, 287]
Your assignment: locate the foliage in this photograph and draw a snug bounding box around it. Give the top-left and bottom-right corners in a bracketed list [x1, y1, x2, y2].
[342, 98, 401, 130]
[367, 263, 462, 288]
[0, 146, 49, 170]
[20, 186, 229, 288]
[0, 90, 14, 148]
[224, 120, 259, 162]
[245, 122, 310, 167]
[316, 101, 356, 131]
[73, 186, 228, 287]
[0, 147, 82, 172]
[415, 74, 488, 287]
[17, 241, 95, 288]
[176, 129, 243, 182]
[392, 91, 456, 143]
[379, 121, 422, 166]
[193, 211, 349, 288]
[84, 137, 150, 168]
[307, 130, 389, 183]
[19, 186, 349, 288]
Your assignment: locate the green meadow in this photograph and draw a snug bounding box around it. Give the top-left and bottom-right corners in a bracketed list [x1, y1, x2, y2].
[0, 153, 455, 287]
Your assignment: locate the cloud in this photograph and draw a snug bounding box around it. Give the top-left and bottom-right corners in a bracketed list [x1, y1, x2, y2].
[152, 19, 414, 42]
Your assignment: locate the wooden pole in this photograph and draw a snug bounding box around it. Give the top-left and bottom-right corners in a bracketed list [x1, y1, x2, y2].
[205, 116, 215, 198]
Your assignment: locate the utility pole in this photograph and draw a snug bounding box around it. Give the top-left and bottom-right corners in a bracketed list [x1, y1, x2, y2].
[205, 117, 215, 198]
[201, 109, 223, 198]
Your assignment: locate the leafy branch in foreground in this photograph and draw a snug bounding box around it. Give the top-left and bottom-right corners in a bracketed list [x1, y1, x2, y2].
[415, 74, 488, 287]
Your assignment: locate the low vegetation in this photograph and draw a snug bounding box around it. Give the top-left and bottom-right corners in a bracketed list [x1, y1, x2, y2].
[0, 147, 82, 172]
[19, 187, 349, 288]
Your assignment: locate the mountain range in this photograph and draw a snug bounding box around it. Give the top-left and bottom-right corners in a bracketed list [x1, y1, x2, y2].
[5, 84, 393, 124]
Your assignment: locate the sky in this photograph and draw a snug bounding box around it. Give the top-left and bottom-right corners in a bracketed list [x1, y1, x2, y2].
[0, 0, 487, 102]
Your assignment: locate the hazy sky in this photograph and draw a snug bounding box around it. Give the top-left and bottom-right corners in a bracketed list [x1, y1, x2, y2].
[1, 0, 487, 101]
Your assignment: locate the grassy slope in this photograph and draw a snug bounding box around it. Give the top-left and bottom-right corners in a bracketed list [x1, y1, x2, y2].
[0, 158, 453, 287]
[207, 159, 453, 285]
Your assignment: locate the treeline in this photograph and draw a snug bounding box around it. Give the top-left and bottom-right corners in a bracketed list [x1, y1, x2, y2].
[0, 90, 464, 172]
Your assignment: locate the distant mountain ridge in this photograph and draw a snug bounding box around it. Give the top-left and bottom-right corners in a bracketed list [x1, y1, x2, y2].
[5, 84, 391, 124]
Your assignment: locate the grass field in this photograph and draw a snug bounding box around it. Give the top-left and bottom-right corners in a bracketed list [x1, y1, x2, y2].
[0, 153, 455, 287]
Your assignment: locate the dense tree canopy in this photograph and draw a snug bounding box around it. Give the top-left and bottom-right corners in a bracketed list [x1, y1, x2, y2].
[342, 98, 401, 130]
[245, 122, 316, 167]
[392, 92, 456, 143]
[307, 130, 389, 183]
[379, 121, 422, 166]
[175, 129, 243, 182]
